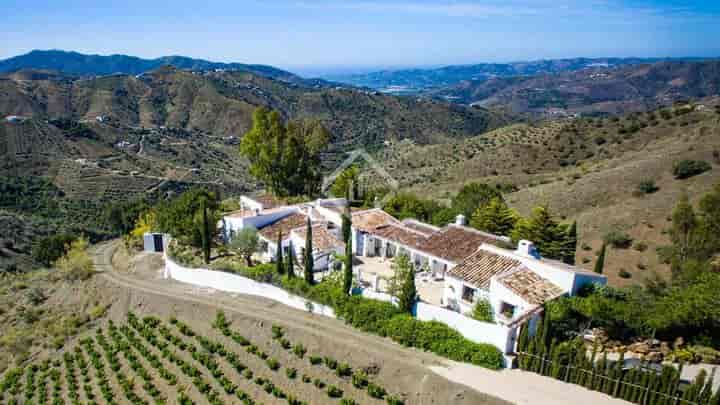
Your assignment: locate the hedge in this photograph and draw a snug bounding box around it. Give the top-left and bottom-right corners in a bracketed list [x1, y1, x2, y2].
[335, 299, 504, 369]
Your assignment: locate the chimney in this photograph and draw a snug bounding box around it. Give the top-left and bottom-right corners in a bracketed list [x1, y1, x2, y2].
[516, 240, 540, 259]
[455, 214, 466, 226]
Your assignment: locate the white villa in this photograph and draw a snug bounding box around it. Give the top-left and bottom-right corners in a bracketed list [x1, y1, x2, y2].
[222, 194, 606, 354]
[223, 195, 345, 271]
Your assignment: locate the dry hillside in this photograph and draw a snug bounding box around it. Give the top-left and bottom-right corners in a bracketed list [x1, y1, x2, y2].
[388, 100, 720, 286]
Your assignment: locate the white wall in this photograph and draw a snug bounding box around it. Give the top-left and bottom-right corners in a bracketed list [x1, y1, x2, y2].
[314, 204, 343, 226]
[240, 196, 263, 212]
[164, 256, 336, 317]
[488, 277, 533, 322]
[443, 275, 489, 315]
[415, 302, 514, 354]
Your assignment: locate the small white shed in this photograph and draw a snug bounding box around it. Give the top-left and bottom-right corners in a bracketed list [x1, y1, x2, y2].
[143, 233, 168, 253]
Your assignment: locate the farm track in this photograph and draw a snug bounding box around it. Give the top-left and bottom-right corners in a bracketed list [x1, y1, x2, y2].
[91, 241, 444, 370]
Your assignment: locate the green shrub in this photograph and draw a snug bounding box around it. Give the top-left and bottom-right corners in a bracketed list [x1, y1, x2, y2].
[309, 356, 322, 365]
[266, 358, 280, 371]
[326, 385, 343, 398]
[386, 395, 405, 405]
[673, 160, 711, 179]
[323, 356, 338, 370]
[637, 179, 659, 194]
[471, 299, 494, 323]
[382, 315, 504, 369]
[336, 362, 352, 377]
[293, 343, 306, 358]
[604, 231, 633, 249]
[351, 372, 369, 388]
[271, 325, 283, 339]
[334, 296, 401, 335]
[367, 382, 387, 399]
[285, 368, 297, 379]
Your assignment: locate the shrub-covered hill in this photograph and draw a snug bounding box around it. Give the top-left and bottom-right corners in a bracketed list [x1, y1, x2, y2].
[387, 99, 720, 286]
[0, 66, 507, 150]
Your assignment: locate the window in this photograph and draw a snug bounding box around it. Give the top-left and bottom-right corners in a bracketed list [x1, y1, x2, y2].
[461, 285, 476, 302]
[500, 302, 516, 319]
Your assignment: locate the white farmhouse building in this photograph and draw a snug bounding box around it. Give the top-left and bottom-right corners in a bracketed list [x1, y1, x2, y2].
[223, 195, 344, 271]
[222, 194, 606, 355]
[443, 240, 606, 326]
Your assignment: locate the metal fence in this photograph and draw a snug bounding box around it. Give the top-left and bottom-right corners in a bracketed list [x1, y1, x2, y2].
[517, 352, 699, 405]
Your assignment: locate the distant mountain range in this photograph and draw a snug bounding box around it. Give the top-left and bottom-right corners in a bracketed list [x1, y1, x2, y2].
[0, 50, 312, 84]
[428, 60, 720, 116]
[327, 57, 717, 94]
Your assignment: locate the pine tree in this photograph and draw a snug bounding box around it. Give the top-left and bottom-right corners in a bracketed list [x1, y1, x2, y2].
[276, 231, 284, 275]
[342, 212, 353, 294]
[511, 206, 569, 260]
[563, 221, 578, 265]
[594, 243, 607, 274]
[470, 197, 518, 235]
[303, 218, 314, 284]
[286, 241, 295, 277]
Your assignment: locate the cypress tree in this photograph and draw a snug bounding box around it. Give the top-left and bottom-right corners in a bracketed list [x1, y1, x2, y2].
[397, 257, 417, 314]
[699, 369, 715, 405]
[710, 386, 720, 405]
[198, 198, 212, 264]
[563, 221, 578, 265]
[303, 218, 314, 284]
[595, 352, 608, 392]
[342, 212, 353, 294]
[594, 243, 607, 274]
[286, 241, 295, 277]
[276, 231, 284, 275]
[612, 351, 625, 398]
[517, 323, 529, 353]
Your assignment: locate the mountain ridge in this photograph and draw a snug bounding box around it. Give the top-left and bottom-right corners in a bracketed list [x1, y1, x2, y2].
[0, 49, 310, 84]
[428, 60, 720, 116]
[328, 57, 719, 93]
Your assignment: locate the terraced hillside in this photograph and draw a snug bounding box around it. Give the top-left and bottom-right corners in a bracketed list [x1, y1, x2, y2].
[385, 99, 720, 286]
[0, 67, 506, 150]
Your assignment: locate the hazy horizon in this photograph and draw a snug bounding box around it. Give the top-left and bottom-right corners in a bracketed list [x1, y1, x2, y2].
[3, 0, 720, 75]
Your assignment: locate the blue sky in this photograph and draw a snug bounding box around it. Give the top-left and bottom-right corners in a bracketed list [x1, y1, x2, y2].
[2, 0, 719, 75]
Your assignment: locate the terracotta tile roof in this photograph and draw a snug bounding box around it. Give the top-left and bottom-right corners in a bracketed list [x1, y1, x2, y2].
[497, 267, 564, 305]
[351, 209, 399, 232]
[258, 213, 308, 241]
[401, 219, 440, 236]
[447, 248, 522, 288]
[419, 225, 507, 263]
[370, 224, 429, 250]
[251, 194, 283, 209]
[292, 225, 344, 251]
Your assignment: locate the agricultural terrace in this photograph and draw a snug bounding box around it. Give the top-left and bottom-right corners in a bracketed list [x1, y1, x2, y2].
[0, 311, 414, 405]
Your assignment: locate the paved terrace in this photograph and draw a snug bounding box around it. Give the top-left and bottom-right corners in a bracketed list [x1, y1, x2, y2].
[355, 256, 445, 306]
